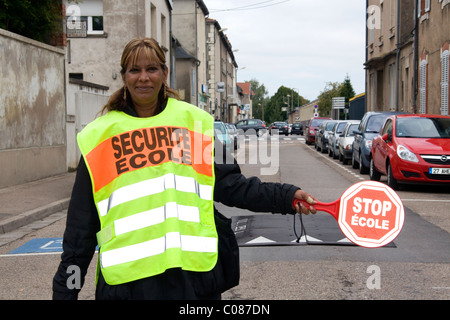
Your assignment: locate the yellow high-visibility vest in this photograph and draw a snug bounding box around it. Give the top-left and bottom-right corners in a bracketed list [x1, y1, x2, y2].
[77, 98, 218, 285]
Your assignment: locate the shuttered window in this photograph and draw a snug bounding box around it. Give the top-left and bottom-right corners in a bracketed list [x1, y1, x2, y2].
[419, 58, 428, 114]
[441, 49, 449, 115]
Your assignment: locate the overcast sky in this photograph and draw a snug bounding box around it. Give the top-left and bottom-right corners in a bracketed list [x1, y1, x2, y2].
[202, 0, 367, 102]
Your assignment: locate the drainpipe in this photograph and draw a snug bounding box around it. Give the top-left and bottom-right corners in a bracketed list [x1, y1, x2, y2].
[412, 0, 419, 114]
[365, 0, 369, 113]
[195, 2, 199, 107]
[395, 0, 400, 111]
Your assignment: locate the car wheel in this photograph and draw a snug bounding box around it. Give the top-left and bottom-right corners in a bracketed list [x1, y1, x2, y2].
[359, 153, 369, 174]
[369, 158, 381, 181]
[352, 152, 359, 169]
[333, 148, 338, 159]
[328, 147, 333, 157]
[387, 162, 399, 190]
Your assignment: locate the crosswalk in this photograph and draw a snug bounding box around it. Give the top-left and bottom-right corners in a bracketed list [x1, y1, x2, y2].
[242, 135, 305, 142]
[232, 214, 396, 247]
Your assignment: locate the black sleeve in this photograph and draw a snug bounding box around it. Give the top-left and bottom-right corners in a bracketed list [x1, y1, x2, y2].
[52, 157, 100, 300]
[213, 152, 299, 215]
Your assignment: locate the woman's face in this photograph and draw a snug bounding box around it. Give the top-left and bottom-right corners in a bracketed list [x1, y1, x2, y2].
[122, 50, 168, 108]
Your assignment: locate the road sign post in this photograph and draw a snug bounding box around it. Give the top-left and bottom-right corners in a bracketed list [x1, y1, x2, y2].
[332, 97, 345, 120]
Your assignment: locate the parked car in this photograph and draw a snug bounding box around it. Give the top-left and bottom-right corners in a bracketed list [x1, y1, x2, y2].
[226, 123, 239, 150]
[370, 114, 450, 189]
[235, 119, 266, 136]
[214, 121, 232, 153]
[352, 111, 406, 174]
[270, 121, 289, 136]
[305, 117, 332, 145]
[291, 122, 303, 135]
[328, 120, 349, 159]
[316, 120, 337, 153]
[338, 120, 361, 164]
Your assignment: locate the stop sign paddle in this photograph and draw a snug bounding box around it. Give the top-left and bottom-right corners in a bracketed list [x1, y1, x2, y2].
[293, 181, 405, 248]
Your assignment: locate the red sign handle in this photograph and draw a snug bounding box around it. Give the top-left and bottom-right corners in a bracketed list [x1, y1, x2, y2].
[293, 199, 340, 220]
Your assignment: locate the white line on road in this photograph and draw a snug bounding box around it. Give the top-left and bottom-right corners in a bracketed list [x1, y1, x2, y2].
[402, 199, 450, 202]
[312, 147, 365, 181]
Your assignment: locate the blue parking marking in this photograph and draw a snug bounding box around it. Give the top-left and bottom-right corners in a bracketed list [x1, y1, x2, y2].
[8, 237, 63, 254]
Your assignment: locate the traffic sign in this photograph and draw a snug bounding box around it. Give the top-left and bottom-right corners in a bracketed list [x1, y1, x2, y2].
[332, 97, 345, 109]
[294, 181, 405, 248]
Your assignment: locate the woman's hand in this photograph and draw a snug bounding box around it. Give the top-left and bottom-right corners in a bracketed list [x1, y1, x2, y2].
[293, 190, 318, 215]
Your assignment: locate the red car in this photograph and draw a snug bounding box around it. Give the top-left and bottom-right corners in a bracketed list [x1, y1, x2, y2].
[305, 117, 332, 145]
[370, 114, 450, 189]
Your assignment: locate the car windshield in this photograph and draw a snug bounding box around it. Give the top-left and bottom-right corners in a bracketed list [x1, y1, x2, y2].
[274, 122, 287, 127]
[347, 124, 359, 136]
[310, 119, 327, 127]
[336, 122, 347, 133]
[366, 115, 386, 133]
[325, 122, 335, 130]
[396, 117, 450, 138]
[214, 122, 227, 134]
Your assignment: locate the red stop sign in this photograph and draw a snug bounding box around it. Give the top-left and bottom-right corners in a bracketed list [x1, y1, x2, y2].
[338, 181, 405, 248]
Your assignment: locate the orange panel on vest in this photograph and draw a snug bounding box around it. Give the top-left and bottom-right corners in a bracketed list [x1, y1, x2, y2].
[86, 126, 213, 192]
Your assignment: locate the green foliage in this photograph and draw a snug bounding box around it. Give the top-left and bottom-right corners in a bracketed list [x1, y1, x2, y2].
[0, 0, 62, 43]
[318, 82, 342, 117]
[317, 75, 356, 118]
[248, 79, 269, 121]
[263, 86, 308, 124]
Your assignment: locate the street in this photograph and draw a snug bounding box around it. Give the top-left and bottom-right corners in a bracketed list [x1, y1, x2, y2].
[0, 134, 449, 300]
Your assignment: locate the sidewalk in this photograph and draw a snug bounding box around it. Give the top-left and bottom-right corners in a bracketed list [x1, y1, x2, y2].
[0, 172, 76, 234]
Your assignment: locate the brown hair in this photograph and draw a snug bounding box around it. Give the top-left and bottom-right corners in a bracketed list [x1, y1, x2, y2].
[101, 38, 179, 114]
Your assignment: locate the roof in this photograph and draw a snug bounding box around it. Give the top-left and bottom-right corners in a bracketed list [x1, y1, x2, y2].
[175, 46, 196, 60]
[237, 82, 253, 96]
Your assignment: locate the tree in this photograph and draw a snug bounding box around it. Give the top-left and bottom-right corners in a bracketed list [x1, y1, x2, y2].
[317, 82, 342, 118]
[339, 75, 356, 105]
[317, 75, 356, 119]
[263, 86, 308, 124]
[0, 0, 63, 44]
[248, 79, 269, 121]
[338, 75, 356, 119]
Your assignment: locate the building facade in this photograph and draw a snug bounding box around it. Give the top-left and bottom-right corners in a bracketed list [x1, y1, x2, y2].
[365, 0, 449, 115]
[65, 0, 173, 92]
[206, 18, 239, 122]
[172, 0, 209, 109]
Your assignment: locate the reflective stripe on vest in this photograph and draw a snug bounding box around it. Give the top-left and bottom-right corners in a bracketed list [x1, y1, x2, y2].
[97, 173, 212, 217]
[77, 99, 217, 285]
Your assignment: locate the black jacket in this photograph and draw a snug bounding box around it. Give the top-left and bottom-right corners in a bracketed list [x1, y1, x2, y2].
[52, 107, 300, 300]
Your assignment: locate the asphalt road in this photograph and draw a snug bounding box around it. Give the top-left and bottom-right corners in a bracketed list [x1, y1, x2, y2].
[0, 134, 449, 300]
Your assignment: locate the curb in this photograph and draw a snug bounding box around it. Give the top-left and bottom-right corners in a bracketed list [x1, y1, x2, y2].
[0, 198, 70, 234]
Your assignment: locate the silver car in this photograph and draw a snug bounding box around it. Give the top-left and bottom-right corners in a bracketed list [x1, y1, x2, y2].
[328, 120, 348, 159]
[338, 120, 361, 165]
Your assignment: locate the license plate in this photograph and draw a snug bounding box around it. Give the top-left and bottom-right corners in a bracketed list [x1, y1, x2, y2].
[429, 168, 450, 175]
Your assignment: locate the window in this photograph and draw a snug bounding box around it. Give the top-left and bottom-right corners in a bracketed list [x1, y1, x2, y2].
[419, 57, 428, 114]
[417, 0, 431, 16]
[425, 0, 431, 12]
[382, 119, 393, 137]
[79, 16, 104, 35]
[369, 73, 376, 111]
[442, 47, 449, 115]
[65, 0, 104, 36]
[388, 63, 396, 110]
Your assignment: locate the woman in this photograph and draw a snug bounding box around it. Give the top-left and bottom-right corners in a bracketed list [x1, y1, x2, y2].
[53, 38, 317, 300]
